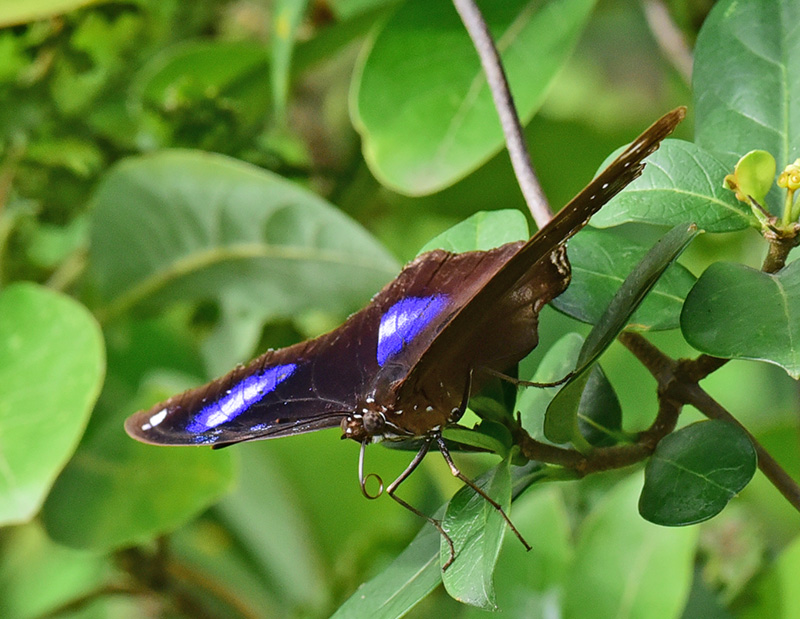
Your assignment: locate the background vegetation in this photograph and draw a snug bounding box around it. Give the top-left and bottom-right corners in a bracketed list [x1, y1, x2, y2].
[0, 0, 798, 617]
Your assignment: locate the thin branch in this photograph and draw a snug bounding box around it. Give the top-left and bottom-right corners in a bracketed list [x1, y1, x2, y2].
[36, 584, 143, 618]
[641, 0, 693, 85]
[678, 354, 729, 382]
[620, 331, 800, 514]
[762, 234, 799, 273]
[452, 0, 552, 227]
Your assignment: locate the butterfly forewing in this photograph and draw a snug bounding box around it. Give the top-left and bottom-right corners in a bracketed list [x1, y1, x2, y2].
[125, 324, 366, 446]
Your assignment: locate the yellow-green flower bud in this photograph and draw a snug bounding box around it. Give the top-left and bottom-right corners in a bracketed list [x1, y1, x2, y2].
[778, 159, 800, 190]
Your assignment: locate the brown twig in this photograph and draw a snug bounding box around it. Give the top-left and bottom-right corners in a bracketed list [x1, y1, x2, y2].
[762, 234, 799, 273]
[452, 0, 552, 227]
[36, 584, 144, 618]
[641, 0, 693, 85]
[112, 544, 261, 619]
[510, 387, 680, 476]
[509, 330, 800, 514]
[623, 332, 800, 513]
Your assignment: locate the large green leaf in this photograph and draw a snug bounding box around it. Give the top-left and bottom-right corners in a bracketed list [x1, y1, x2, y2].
[694, 0, 800, 179]
[352, 0, 596, 194]
[563, 474, 699, 619]
[553, 227, 697, 330]
[639, 420, 757, 526]
[681, 260, 800, 378]
[0, 283, 104, 525]
[589, 140, 752, 232]
[90, 150, 397, 312]
[331, 463, 545, 617]
[441, 457, 511, 610]
[89, 150, 398, 374]
[460, 487, 572, 618]
[0, 0, 95, 26]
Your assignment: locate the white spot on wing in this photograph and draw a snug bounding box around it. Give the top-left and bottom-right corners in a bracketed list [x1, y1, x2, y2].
[142, 408, 168, 431]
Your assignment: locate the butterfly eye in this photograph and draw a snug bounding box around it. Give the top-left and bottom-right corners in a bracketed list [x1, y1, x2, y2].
[362, 410, 385, 435]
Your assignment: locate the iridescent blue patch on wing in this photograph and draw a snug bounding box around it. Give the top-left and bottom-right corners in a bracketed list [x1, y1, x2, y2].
[192, 433, 220, 445]
[377, 295, 448, 366]
[186, 363, 297, 433]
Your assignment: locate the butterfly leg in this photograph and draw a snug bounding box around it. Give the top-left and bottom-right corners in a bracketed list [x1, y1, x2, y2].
[435, 434, 532, 552]
[384, 436, 458, 569]
[482, 366, 573, 388]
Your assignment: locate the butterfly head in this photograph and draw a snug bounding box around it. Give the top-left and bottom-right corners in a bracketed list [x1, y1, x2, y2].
[341, 397, 414, 443]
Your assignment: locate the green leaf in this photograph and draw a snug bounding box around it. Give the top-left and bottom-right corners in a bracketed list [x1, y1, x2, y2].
[543, 371, 591, 447]
[553, 227, 697, 330]
[441, 457, 511, 610]
[352, 0, 597, 194]
[417, 209, 528, 254]
[639, 420, 757, 526]
[545, 224, 698, 441]
[0, 283, 104, 525]
[0, 0, 95, 27]
[443, 424, 511, 457]
[541, 362, 622, 449]
[681, 260, 800, 378]
[271, 0, 310, 115]
[41, 380, 235, 550]
[576, 366, 622, 447]
[330, 512, 442, 619]
[563, 474, 699, 619]
[576, 223, 699, 371]
[694, 0, 800, 179]
[590, 139, 752, 232]
[89, 150, 398, 373]
[463, 487, 572, 617]
[332, 462, 545, 616]
[727, 150, 777, 207]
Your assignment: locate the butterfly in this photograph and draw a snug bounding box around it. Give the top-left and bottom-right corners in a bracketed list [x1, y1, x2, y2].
[126, 107, 685, 567]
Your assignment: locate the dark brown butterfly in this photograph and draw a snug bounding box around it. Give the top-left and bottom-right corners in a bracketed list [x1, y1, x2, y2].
[126, 107, 685, 567]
